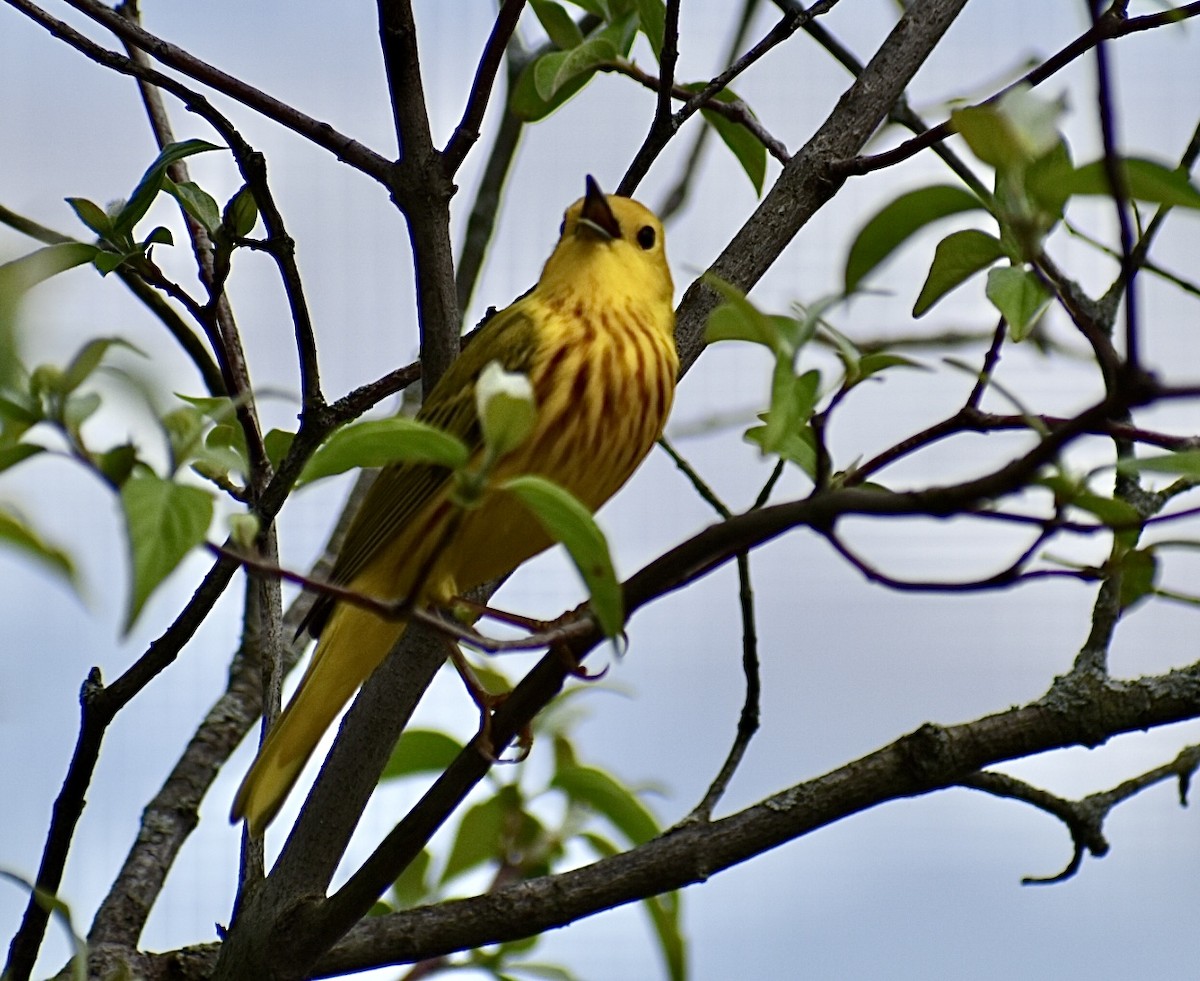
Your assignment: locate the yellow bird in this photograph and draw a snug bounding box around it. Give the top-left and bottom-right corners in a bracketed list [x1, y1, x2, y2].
[232, 177, 678, 835]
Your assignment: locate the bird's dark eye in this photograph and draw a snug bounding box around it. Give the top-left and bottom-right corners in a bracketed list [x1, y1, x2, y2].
[636, 225, 656, 249]
[559, 219, 566, 236]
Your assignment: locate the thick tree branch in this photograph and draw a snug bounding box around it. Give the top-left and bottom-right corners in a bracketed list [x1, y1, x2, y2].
[93, 664, 1200, 980]
[377, 0, 460, 389]
[671, 0, 972, 374]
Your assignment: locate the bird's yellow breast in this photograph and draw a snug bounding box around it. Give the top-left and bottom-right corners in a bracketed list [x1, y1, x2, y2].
[419, 280, 676, 603]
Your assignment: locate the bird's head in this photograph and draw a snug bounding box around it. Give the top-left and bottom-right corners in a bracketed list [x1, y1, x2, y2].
[540, 176, 674, 308]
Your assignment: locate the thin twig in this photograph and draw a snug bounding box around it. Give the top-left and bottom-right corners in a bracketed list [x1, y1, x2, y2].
[658, 0, 761, 221]
[455, 66, 525, 317]
[115, 0, 269, 487]
[836, 1, 1200, 178]
[35, 0, 395, 182]
[619, 0, 842, 194]
[442, 0, 528, 175]
[3, 672, 105, 981]
[1088, 0, 1139, 371]
[0, 202, 226, 395]
[601, 58, 791, 164]
[965, 319, 1007, 409]
[962, 744, 1200, 884]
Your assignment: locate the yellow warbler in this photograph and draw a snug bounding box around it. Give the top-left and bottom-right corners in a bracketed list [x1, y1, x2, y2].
[232, 177, 678, 834]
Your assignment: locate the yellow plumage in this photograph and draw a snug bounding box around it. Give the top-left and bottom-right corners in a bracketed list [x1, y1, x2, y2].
[231, 178, 677, 835]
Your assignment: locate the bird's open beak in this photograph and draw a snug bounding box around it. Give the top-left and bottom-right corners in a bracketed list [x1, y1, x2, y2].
[576, 175, 621, 240]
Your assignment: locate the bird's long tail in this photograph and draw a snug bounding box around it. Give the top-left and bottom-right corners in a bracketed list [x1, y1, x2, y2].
[231, 601, 407, 836]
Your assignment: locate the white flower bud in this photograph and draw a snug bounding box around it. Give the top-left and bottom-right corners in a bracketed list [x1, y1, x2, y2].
[475, 360, 536, 459]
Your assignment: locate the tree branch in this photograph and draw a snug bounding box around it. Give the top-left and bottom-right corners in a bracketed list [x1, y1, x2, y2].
[835, 1, 1200, 179]
[442, 0, 527, 175]
[0, 202, 226, 396]
[377, 0, 460, 388]
[671, 0, 972, 374]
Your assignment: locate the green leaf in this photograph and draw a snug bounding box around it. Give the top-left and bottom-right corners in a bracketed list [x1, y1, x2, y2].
[760, 364, 818, 457]
[0, 443, 44, 473]
[62, 337, 142, 393]
[552, 763, 659, 845]
[390, 848, 433, 907]
[0, 871, 87, 981]
[300, 417, 469, 485]
[142, 226, 174, 249]
[227, 511, 260, 549]
[30, 364, 66, 401]
[62, 391, 101, 431]
[843, 185, 984, 293]
[569, 0, 608, 15]
[952, 103, 1020, 170]
[533, 36, 617, 102]
[685, 84, 766, 196]
[578, 829, 619, 859]
[502, 474, 623, 637]
[705, 302, 773, 348]
[1054, 157, 1200, 210]
[1119, 449, 1200, 478]
[644, 889, 686, 981]
[64, 197, 114, 239]
[703, 276, 787, 353]
[0, 394, 41, 427]
[1023, 140, 1075, 219]
[501, 965, 576, 981]
[596, 9, 639, 56]
[466, 659, 513, 698]
[97, 444, 138, 488]
[510, 52, 595, 121]
[120, 471, 214, 631]
[1040, 474, 1144, 548]
[381, 729, 464, 781]
[1079, 494, 1142, 548]
[176, 393, 238, 423]
[1117, 547, 1157, 612]
[952, 87, 1064, 172]
[263, 428, 294, 471]
[700, 103, 766, 196]
[92, 251, 126, 276]
[441, 793, 508, 884]
[476, 361, 537, 459]
[912, 228, 1007, 317]
[165, 178, 221, 236]
[633, 0, 666, 56]
[0, 243, 99, 298]
[223, 185, 259, 238]
[745, 422, 817, 479]
[161, 406, 204, 470]
[114, 139, 222, 236]
[858, 352, 925, 380]
[531, 0, 585, 49]
[205, 423, 250, 475]
[985, 266, 1052, 341]
[0, 507, 76, 585]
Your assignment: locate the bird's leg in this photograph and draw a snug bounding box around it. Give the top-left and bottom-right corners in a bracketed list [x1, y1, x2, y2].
[449, 596, 550, 635]
[552, 640, 609, 681]
[450, 598, 607, 680]
[442, 637, 531, 764]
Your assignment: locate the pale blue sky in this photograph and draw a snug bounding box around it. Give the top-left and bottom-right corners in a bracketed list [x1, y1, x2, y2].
[2, 2, 1198, 979]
